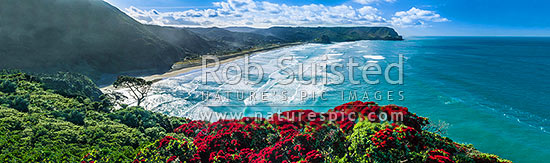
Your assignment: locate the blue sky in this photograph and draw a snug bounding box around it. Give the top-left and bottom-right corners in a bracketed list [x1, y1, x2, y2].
[104, 0, 550, 36]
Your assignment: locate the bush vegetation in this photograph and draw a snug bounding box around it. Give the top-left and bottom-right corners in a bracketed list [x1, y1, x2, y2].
[0, 71, 511, 162]
[0, 71, 187, 162]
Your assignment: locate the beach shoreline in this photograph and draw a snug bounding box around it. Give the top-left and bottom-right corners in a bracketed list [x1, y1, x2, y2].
[100, 42, 304, 92]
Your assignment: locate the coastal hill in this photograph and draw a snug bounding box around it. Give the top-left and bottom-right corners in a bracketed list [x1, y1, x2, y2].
[0, 0, 402, 85]
[0, 71, 511, 162]
[251, 26, 403, 42]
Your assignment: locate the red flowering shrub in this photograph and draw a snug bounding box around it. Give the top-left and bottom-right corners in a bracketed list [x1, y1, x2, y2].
[329, 101, 429, 132]
[173, 120, 208, 137]
[244, 133, 325, 162]
[99, 101, 511, 163]
[304, 150, 324, 162]
[364, 123, 423, 162]
[370, 123, 420, 149]
[426, 149, 454, 163]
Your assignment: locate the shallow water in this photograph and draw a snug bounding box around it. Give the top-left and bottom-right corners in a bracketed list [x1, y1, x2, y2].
[136, 37, 550, 162]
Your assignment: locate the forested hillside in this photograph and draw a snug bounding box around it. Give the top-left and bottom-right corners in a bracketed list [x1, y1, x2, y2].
[0, 0, 402, 86]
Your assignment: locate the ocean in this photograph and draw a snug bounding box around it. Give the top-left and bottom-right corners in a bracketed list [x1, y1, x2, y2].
[134, 37, 550, 162]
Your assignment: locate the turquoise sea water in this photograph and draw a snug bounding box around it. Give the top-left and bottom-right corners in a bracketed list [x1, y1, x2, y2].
[139, 37, 550, 162]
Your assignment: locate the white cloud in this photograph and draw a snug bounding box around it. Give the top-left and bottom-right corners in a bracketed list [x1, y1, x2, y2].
[390, 7, 449, 27]
[123, 0, 447, 28]
[124, 0, 386, 28]
[353, 0, 396, 5]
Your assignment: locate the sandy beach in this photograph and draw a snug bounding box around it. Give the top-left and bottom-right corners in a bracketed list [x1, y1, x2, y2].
[100, 42, 303, 92]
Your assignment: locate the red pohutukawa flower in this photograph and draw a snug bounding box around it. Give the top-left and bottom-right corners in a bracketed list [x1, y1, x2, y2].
[158, 136, 177, 149]
[166, 155, 177, 163]
[173, 120, 208, 137]
[370, 124, 419, 149]
[125, 101, 469, 163]
[427, 149, 454, 163]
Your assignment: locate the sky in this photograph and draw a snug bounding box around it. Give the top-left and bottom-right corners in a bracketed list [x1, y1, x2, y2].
[104, 0, 550, 36]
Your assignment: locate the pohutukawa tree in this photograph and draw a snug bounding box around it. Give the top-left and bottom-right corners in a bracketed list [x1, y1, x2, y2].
[113, 76, 152, 107]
